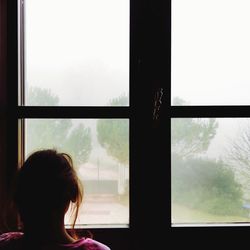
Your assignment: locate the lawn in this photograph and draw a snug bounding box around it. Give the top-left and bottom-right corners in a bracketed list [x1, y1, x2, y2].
[172, 203, 250, 224]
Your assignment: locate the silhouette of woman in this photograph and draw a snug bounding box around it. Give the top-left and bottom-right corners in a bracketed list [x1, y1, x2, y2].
[0, 149, 110, 250]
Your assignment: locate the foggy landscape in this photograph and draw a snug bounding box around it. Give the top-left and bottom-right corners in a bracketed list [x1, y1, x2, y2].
[171, 0, 250, 224]
[24, 0, 129, 226]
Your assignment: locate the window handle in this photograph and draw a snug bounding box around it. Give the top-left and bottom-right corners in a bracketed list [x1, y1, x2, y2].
[153, 87, 164, 121]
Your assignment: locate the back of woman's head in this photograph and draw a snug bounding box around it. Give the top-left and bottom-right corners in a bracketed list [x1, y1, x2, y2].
[15, 149, 83, 229]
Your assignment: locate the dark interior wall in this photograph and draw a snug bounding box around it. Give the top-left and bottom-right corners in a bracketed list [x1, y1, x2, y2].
[0, 0, 8, 232]
[0, 0, 18, 232]
[0, 0, 7, 105]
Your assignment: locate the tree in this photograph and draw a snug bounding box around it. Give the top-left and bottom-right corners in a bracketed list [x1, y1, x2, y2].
[172, 155, 243, 215]
[227, 122, 250, 172]
[226, 122, 250, 199]
[26, 87, 92, 166]
[64, 124, 92, 165]
[172, 96, 189, 106]
[171, 98, 244, 217]
[108, 94, 128, 106]
[171, 118, 218, 158]
[27, 86, 59, 106]
[97, 95, 129, 165]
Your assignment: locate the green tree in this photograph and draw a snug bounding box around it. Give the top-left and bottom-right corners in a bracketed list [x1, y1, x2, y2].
[171, 98, 244, 217]
[64, 124, 92, 165]
[26, 87, 92, 166]
[172, 96, 189, 106]
[171, 118, 218, 158]
[172, 155, 243, 215]
[108, 94, 128, 106]
[97, 95, 129, 165]
[27, 86, 59, 106]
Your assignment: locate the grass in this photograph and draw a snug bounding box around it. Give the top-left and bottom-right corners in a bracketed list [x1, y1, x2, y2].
[172, 203, 250, 224]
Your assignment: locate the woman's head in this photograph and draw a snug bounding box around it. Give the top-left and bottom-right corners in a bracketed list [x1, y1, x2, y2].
[15, 149, 83, 230]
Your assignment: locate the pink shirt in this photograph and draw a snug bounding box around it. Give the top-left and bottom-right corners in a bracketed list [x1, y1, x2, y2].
[0, 232, 110, 250]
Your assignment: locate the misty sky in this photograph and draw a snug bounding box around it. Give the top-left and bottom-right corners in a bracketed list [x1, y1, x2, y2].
[24, 1, 250, 159]
[172, 0, 250, 105]
[25, 0, 129, 106]
[171, 1, 250, 158]
[206, 118, 248, 159]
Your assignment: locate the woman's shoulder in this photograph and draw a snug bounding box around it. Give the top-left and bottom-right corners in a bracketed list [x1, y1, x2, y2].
[0, 233, 111, 250]
[64, 238, 111, 250]
[0, 232, 24, 249]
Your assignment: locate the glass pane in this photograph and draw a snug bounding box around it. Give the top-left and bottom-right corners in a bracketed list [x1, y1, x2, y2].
[25, 0, 129, 106]
[172, 118, 250, 224]
[25, 119, 129, 227]
[172, 0, 250, 105]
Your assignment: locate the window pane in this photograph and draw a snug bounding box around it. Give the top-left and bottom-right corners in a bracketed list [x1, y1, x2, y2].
[25, 0, 129, 106]
[25, 119, 129, 227]
[172, 0, 250, 105]
[172, 118, 250, 224]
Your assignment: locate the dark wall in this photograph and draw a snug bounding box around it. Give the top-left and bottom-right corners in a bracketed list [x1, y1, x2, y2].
[0, 0, 8, 232]
[0, 0, 7, 105]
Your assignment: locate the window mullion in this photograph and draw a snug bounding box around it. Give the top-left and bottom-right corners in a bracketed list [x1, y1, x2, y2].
[171, 106, 250, 118]
[17, 106, 131, 119]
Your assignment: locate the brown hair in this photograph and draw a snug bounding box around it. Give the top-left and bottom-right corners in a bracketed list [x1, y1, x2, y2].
[14, 149, 83, 237]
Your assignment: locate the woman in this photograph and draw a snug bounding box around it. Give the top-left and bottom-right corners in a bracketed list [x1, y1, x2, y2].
[0, 149, 110, 250]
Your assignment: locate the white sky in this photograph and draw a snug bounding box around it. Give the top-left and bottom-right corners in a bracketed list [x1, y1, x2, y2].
[172, 0, 250, 105]
[206, 118, 248, 159]
[172, 1, 250, 158]
[24, 1, 250, 158]
[25, 0, 129, 106]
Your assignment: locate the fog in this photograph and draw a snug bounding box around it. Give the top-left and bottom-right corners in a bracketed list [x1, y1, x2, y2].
[23, 0, 130, 225]
[172, 0, 250, 105]
[171, 118, 250, 224]
[207, 118, 247, 159]
[171, 0, 250, 159]
[25, 0, 129, 106]
[170, 0, 250, 224]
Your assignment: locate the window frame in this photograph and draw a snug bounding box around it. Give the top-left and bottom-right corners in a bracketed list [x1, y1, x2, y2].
[18, 0, 131, 229]
[170, 0, 250, 229]
[5, 0, 170, 249]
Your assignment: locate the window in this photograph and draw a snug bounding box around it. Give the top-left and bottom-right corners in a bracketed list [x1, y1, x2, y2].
[172, 0, 250, 105]
[24, 0, 129, 107]
[5, 0, 165, 248]
[19, 0, 130, 228]
[172, 118, 250, 224]
[26, 118, 129, 227]
[171, 0, 250, 226]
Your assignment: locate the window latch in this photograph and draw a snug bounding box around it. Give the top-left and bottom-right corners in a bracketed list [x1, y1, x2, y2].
[153, 87, 164, 121]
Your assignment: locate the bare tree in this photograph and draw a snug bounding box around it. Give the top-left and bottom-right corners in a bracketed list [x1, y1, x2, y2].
[227, 123, 250, 172]
[227, 122, 250, 199]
